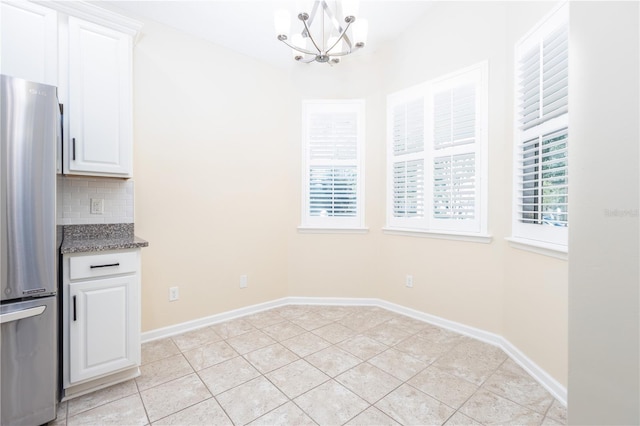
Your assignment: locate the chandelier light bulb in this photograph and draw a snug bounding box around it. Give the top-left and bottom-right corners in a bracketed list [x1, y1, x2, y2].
[292, 34, 306, 59]
[341, 0, 359, 21]
[274, 9, 291, 37]
[295, 0, 314, 15]
[327, 35, 344, 54]
[352, 18, 368, 47]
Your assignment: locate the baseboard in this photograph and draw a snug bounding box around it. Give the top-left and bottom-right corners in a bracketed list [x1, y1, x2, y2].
[373, 299, 567, 406]
[497, 337, 567, 406]
[141, 296, 567, 406]
[141, 297, 289, 342]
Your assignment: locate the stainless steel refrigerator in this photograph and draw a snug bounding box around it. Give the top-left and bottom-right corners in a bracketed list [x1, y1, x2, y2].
[1, 75, 58, 425]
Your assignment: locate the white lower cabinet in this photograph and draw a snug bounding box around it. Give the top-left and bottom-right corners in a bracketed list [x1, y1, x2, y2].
[69, 275, 139, 383]
[63, 249, 141, 398]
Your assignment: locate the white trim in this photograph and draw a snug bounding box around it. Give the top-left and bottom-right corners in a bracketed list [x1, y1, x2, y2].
[141, 298, 288, 342]
[141, 297, 567, 406]
[506, 237, 568, 260]
[499, 336, 568, 407]
[374, 299, 567, 406]
[383, 227, 492, 244]
[297, 226, 369, 234]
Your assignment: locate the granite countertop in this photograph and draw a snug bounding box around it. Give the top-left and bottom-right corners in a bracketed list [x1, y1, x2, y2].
[60, 223, 149, 254]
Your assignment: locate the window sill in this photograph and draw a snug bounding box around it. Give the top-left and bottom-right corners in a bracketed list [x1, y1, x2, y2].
[505, 237, 568, 260]
[382, 227, 492, 244]
[297, 226, 369, 234]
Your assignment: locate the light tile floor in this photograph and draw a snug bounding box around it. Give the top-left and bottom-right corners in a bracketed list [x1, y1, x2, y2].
[52, 305, 567, 426]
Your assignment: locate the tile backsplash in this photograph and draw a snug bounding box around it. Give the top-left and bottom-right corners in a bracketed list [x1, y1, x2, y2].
[57, 175, 134, 225]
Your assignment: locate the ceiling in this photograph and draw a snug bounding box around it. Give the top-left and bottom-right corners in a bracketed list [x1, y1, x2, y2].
[105, 1, 434, 68]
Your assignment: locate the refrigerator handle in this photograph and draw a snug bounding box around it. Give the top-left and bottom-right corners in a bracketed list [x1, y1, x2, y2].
[73, 296, 77, 321]
[0, 306, 46, 324]
[72, 138, 76, 161]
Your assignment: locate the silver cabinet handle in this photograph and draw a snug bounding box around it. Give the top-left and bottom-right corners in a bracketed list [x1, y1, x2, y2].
[0, 306, 46, 324]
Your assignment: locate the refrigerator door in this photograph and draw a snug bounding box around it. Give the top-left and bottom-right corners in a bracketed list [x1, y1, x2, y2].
[0, 296, 57, 426]
[1, 75, 57, 301]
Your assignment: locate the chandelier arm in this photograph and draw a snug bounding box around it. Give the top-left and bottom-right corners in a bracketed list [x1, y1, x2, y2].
[304, 0, 321, 36]
[320, 0, 353, 49]
[321, 1, 344, 35]
[296, 56, 317, 63]
[327, 45, 363, 57]
[301, 18, 322, 54]
[326, 20, 352, 54]
[278, 37, 318, 56]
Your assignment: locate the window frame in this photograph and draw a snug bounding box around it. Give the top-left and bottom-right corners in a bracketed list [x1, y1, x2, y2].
[299, 99, 366, 232]
[510, 2, 569, 254]
[385, 62, 489, 240]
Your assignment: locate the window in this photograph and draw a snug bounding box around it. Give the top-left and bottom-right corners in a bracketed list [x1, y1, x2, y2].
[512, 3, 569, 251]
[386, 62, 488, 239]
[300, 100, 365, 231]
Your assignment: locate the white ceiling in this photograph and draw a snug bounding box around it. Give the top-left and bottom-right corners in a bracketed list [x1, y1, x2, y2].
[105, 1, 434, 68]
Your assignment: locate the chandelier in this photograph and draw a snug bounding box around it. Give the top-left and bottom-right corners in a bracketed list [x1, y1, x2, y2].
[274, 0, 368, 64]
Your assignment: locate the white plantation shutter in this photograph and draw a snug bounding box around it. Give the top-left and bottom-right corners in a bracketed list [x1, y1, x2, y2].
[433, 153, 476, 220]
[434, 84, 476, 149]
[393, 99, 424, 155]
[518, 26, 568, 130]
[302, 100, 365, 229]
[542, 26, 569, 119]
[513, 3, 569, 247]
[517, 128, 568, 226]
[309, 112, 358, 160]
[519, 46, 541, 129]
[388, 93, 426, 227]
[386, 62, 487, 235]
[429, 66, 485, 233]
[309, 167, 357, 217]
[393, 159, 425, 218]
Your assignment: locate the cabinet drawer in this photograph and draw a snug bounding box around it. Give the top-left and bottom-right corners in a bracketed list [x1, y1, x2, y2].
[69, 251, 138, 280]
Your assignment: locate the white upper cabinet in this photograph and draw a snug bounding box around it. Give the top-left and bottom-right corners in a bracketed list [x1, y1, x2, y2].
[1, 1, 141, 178]
[0, 1, 58, 85]
[67, 17, 133, 177]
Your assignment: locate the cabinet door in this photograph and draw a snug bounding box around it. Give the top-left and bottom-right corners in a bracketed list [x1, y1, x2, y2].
[67, 17, 132, 177]
[0, 1, 57, 85]
[69, 275, 140, 384]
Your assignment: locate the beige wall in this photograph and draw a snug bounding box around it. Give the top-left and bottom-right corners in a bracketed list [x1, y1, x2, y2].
[286, 54, 387, 299]
[132, 20, 292, 330]
[568, 2, 639, 423]
[129, 2, 570, 389]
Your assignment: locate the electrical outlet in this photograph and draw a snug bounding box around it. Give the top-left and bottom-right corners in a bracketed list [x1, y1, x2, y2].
[169, 286, 179, 301]
[240, 275, 248, 289]
[405, 275, 414, 288]
[90, 198, 104, 215]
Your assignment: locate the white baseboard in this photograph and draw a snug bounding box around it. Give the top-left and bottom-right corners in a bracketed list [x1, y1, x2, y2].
[141, 298, 289, 342]
[141, 296, 567, 406]
[373, 299, 567, 406]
